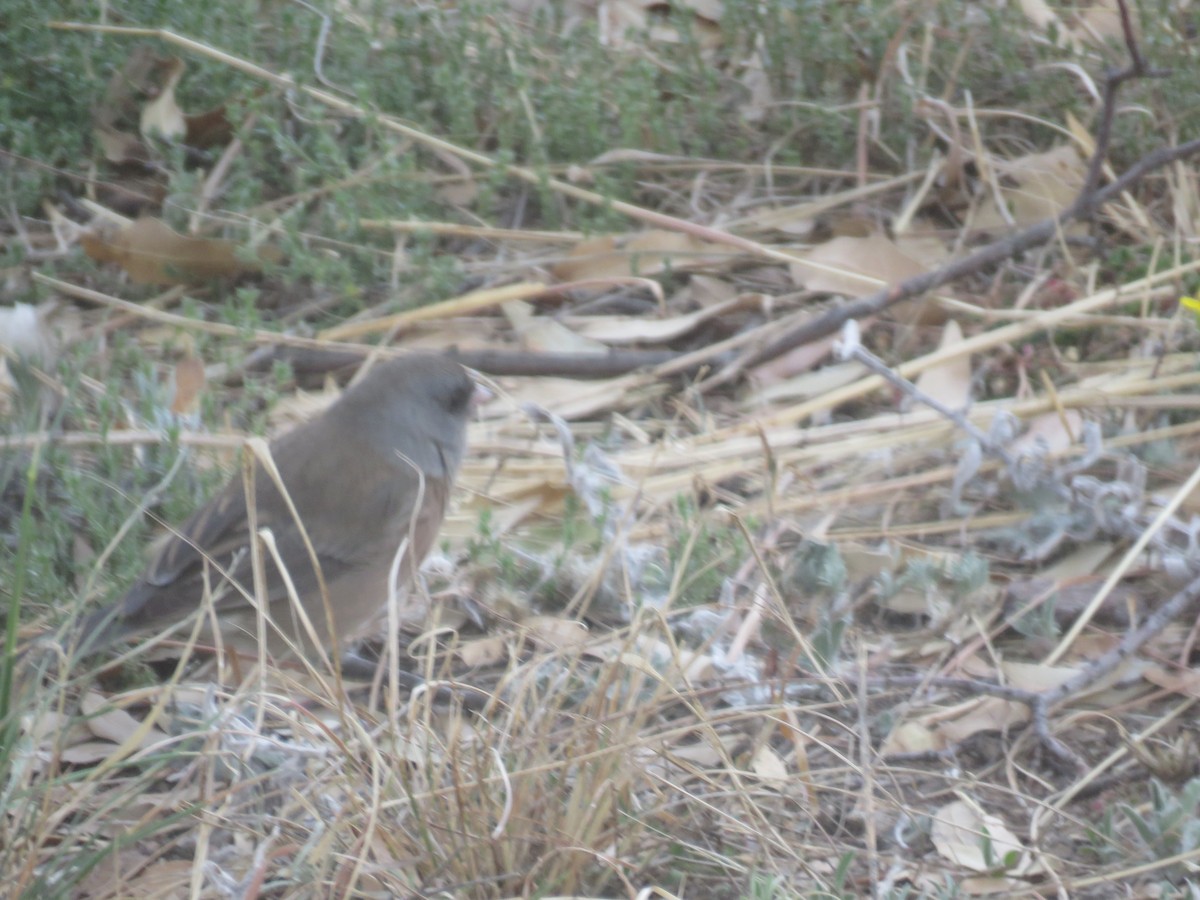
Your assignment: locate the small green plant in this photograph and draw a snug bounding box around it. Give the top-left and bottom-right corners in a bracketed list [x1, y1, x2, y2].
[1121, 778, 1200, 868]
[806, 611, 850, 672]
[1011, 594, 1060, 641]
[787, 540, 847, 596]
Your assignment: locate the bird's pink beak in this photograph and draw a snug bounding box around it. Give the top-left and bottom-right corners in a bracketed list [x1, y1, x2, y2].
[471, 384, 493, 407]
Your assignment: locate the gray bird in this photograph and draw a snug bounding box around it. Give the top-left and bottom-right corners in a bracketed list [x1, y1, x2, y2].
[74, 353, 479, 673]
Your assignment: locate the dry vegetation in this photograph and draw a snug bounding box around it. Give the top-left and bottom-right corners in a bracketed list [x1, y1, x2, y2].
[4, 0, 1200, 897]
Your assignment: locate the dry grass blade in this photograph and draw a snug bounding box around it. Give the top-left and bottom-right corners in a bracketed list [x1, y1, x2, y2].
[8, 1, 1200, 895]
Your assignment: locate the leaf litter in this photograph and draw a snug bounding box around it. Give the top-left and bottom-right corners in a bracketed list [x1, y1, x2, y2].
[4, 6, 1200, 897]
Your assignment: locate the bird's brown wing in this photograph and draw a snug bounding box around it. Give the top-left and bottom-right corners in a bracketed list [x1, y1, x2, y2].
[109, 426, 433, 637]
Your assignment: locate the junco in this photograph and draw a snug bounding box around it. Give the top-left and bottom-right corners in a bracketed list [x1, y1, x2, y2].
[72, 353, 480, 673]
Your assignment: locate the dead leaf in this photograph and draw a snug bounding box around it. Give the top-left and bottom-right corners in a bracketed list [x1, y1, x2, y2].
[503, 300, 609, 355]
[139, 57, 186, 140]
[496, 373, 662, 420]
[1143, 665, 1200, 698]
[456, 634, 509, 668]
[1072, 0, 1137, 46]
[881, 720, 945, 755]
[894, 225, 952, 269]
[95, 125, 152, 165]
[169, 355, 206, 416]
[748, 744, 788, 783]
[974, 145, 1086, 231]
[747, 356, 859, 404]
[568, 295, 760, 345]
[913, 320, 971, 410]
[934, 697, 1030, 745]
[789, 234, 927, 299]
[81, 217, 282, 285]
[1009, 409, 1083, 456]
[523, 615, 590, 650]
[81, 692, 169, 750]
[95, 47, 176, 133]
[183, 104, 233, 149]
[931, 798, 1041, 877]
[1017, 0, 1065, 33]
[552, 230, 730, 281]
[689, 273, 739, 307]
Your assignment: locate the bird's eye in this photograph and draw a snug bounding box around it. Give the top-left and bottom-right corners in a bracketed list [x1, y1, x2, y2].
[447, 378, 475, 412]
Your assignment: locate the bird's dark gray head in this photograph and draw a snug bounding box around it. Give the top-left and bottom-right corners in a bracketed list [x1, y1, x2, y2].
[333, 354, 478, 476]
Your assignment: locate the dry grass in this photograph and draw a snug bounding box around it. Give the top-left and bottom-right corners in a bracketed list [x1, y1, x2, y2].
[5, 1, 1200, 898]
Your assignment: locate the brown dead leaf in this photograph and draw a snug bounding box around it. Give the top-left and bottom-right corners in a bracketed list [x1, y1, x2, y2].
[81, 217, 283, 285]
[975, 145, 1087, 231]
[93, 48, 232, 178]
[183, 104, 234, 149]
[169, 355, 206, 416]
[552, 230, 730, 281]
[790, 234, 927, 299]
[913, 320, 971, 410]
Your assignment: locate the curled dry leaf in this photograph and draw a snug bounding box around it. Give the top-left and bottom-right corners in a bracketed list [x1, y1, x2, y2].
[81, 216, 283, 285]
